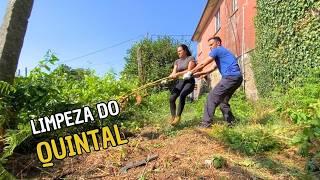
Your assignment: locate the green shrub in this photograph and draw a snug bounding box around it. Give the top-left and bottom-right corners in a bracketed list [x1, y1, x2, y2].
[1, 51, 138, 163]
[212, 155, 226, 169]
[270, 72, 320, 158]
[121, 36, 183, 86]
[0, 81, 16, 97]
[229, 92, 255, 123]
[0, 81, 16, 128]
[220, 126, 280, 155]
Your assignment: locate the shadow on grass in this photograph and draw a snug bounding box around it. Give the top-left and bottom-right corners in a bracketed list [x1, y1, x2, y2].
[194, 127, 308, 178]
[4, 151, 86, 179]
[253, 156, 305, 178]
[161, 117, 201, 137]
[255, 113, 274, 125]
[140, 131, 160, 140]
[176, 163, 264, 179]
[223, 165, 265, 180]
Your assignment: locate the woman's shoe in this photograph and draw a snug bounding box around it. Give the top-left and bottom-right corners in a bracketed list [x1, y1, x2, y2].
[171, 116, 181, 126]
[168, 116, 175, 124]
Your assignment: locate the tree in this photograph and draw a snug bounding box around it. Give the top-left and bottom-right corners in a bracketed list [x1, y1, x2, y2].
[0, 0, 34, 84]
[121, 37, 184, 84]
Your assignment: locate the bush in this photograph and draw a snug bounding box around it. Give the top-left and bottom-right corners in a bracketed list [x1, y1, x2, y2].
[121, 36, 187, 87]
[1, 51, 138, 162]
[220, 126, 280, 155]
[270, 71, 320, 158]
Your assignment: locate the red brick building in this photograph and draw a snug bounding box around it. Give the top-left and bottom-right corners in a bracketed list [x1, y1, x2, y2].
[192, 0, 258, 100]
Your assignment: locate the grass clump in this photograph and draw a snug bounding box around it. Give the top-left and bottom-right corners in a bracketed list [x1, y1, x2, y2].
[221, 125, 279, 156]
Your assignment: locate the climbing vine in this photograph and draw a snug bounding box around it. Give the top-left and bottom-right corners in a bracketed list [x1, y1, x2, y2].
[253, 0, 320, 96]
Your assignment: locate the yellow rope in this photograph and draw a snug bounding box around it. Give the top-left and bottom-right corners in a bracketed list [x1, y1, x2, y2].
[117, 76, 174, 104]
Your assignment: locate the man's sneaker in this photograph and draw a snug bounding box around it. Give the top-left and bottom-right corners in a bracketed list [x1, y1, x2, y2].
[227, 120, 236, 127]
[197, 122, 212, 129]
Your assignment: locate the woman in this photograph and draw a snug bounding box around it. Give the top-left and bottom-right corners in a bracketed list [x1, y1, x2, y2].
[168, 44, 196, 126]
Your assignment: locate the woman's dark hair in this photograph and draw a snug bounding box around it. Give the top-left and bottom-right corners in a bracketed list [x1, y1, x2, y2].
[179, 44, 192, 56]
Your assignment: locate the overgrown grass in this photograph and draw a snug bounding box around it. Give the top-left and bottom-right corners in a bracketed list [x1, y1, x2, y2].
[1, 56, 319, 178]
[212, 124, 280, 156]
[127, 85, 318, 177]
[133, 86, 312, 157]
[126, 90, 206, 136]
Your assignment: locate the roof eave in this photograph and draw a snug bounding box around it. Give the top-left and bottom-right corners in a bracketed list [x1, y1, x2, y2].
[192, 0, 219, 42]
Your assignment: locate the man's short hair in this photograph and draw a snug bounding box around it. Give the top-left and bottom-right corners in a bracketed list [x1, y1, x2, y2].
[208, 36, 222, 44]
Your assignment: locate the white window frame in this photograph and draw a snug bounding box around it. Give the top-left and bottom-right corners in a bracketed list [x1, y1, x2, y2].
[232, 0, 238, 12]
[215, 9, 221, 32]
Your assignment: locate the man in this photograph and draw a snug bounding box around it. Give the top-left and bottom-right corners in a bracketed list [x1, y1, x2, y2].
[191, 36, 243, 128]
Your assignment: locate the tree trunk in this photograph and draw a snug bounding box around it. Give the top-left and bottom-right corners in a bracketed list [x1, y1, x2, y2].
[0, 0, 34, 84]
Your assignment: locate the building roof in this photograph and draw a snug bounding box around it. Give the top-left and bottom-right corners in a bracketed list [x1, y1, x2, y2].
[192, 0, 219, 42]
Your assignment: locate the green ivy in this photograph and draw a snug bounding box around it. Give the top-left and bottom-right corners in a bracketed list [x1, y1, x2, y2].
[253, 0, 320, 96]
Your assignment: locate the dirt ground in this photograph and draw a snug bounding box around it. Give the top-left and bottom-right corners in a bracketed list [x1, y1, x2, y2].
[6, 127, 307, 179]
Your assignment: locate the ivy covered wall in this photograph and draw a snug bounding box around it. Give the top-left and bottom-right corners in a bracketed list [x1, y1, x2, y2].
[253, 0, 320, 96]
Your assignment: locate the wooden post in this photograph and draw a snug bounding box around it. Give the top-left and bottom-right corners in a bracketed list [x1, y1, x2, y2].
[137, 45, 145, 85]
[0, 0, 34, 84]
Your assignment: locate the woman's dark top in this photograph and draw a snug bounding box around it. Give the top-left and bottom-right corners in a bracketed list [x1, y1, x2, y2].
[174, 56, 196, 72]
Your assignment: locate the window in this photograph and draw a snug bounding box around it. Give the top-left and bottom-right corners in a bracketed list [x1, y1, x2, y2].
[232, 0, 238, 12]
[215, 9, 221, 32]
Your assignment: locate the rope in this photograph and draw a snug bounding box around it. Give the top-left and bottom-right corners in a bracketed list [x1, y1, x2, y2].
[117, 76, 174, 105]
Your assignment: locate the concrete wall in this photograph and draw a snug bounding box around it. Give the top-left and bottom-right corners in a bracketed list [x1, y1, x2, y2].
[241, 53, 258, 101]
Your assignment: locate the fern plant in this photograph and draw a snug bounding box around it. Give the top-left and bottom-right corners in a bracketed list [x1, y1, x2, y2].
[0, 81, 16, 97]
[0, 81, 16, 127]
[0, 81, 17, 178]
